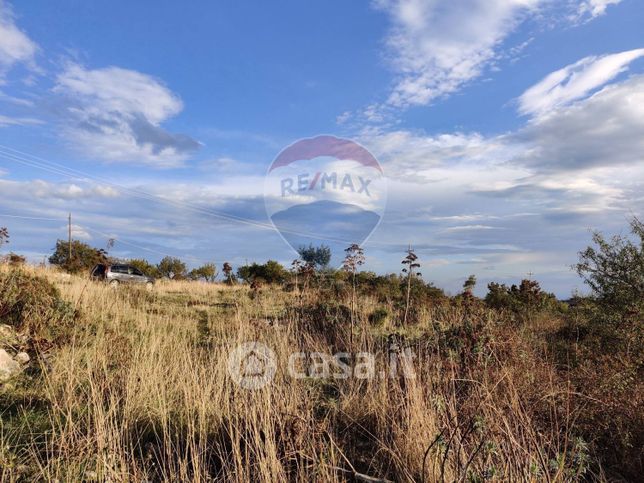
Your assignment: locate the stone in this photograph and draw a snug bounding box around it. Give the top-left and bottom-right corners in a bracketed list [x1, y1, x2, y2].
[15, 352, 30, 364]
[0, 324, 19, 346]
[0, 349, 21, 382]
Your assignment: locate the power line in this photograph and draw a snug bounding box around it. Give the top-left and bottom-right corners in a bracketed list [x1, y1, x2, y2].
[0, 212, 219, 265]
[0, 145, 369, 245]
[0, 143, 404, 249]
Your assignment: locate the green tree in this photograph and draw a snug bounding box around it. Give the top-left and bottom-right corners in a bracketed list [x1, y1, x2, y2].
[237, 260, 288, 284]
[575, 217, 644, 317]
[49, 239, 108, 274]
[222, 262, 236, 285]
[128, 258, 160, 279]
[462, 274, 477, 296]
[157, 256, 187, 279]
[297, 243, 331, 269]
[485, 282, 512, 309]
[484, 279, 557, 313]
[189, 263, 218, 282]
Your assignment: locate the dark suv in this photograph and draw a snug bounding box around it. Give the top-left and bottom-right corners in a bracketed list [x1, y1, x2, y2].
[91, 264, 154, 288]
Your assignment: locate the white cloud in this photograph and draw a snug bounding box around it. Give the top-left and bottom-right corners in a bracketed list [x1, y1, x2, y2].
[0, 178, 121, 200]
[515, 75, 644, 171]
[359, 126, 513, 181]
[575, 0, 621, 20]
[53, 63, 200, 166]
[0, 1, 38, 76]
[0, 113, 41, 126]
[68, 223, 92, 240]
[518, 49, 644, 116]
[374, 0, 543, 108]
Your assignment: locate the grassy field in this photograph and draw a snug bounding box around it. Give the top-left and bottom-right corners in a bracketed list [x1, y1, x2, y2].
[0, 265, 641, 482]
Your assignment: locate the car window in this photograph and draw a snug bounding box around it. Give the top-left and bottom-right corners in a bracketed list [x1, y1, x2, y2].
[92, 264, 106, 276]
[131, 267, 144, 276]
[111, 265, 127, 274]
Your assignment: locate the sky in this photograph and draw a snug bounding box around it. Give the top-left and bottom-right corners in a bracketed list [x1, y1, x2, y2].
[0, 0, 643, 297]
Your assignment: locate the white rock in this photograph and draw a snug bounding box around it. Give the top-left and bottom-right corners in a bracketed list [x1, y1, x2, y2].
[0, 324, 19, 345]
[0, 349, 21, 381]
[15, 352, 30, 364]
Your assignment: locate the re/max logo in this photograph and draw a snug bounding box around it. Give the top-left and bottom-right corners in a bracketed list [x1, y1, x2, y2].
[281, 172, 372, 197]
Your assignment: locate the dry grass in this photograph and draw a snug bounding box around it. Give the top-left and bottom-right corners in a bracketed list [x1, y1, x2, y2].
[0, 266, 610, 481]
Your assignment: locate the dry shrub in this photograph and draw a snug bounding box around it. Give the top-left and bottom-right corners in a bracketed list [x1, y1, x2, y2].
[0, 267, 637, 481]
[0, 267, 77, 344]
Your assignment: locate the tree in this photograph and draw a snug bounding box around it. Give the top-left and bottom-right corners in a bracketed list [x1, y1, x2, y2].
[49, 239, 108, 273]
[128, 258, 160, 279]
[343, 244, 365, 351]
[157, 256, 187, 279]
[575, 217, 644, 317]
[484, 279, 557, 314]
[0, 227, 8, 252]
[237, 260, 288, 284]
[189, 263, 218, 282]
[485, 282, 512, 309]
[462, 275, 477, 297]
[401, 247, 421, 325]
[222, 262, 236, 285]
[297, 243, 331, 269]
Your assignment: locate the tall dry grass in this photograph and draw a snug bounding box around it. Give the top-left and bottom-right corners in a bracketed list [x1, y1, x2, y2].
[1, 267, 594, 481]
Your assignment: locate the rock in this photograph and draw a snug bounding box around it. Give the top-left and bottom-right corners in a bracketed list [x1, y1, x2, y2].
[0, 349, 22, 381]
[0, 324, 19, 346]
[15, 351, 30, 364]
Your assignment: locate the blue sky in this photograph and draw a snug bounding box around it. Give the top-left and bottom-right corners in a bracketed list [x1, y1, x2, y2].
[0, 0, 643, 296]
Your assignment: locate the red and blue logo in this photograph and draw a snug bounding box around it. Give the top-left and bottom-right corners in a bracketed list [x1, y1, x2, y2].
[264, 135, 387, 261]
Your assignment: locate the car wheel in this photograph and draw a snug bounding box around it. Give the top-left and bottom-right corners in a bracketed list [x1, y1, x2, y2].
[109, 280, 119, 288]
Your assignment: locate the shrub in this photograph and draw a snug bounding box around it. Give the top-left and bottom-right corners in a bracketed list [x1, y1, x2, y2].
[0, 269, 77, 343]
[368, 307, 389, 326]
[2, 252, 26, 266]
[297, 243, 331, 269]
[575, 217, 644, 321]
[157, 256, 187, 279]
[49, 239, 108, 274]
[237, 260, 289, 285]
[485, 279, 558, 315]
[189, 263, 218, 282]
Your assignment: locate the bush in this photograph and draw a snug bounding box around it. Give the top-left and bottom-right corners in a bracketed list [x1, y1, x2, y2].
[485, 279, 558, 315]
[0, 269, 77, 343]
[2, 252, 26, 266]
[575, 217, 644, 321]
[237, 260, 289, 285]
[368, 307, 389, 326]
[49, 239, 108, 274]
[128, 258, 161, 279]
[297, 244, 331, 269]
[157, 256, 187, 279]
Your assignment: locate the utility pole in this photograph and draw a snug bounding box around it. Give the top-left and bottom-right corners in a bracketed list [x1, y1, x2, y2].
[68, 212, 72, 264]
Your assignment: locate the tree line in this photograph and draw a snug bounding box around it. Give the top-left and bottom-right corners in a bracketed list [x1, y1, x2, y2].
[0, 218, 642, 318]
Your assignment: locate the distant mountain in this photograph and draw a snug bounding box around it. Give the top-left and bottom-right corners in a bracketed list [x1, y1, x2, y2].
[270, 200, 381, 261]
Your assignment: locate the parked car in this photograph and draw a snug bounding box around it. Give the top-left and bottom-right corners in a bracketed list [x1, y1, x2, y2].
[91, 263, 155, 288]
